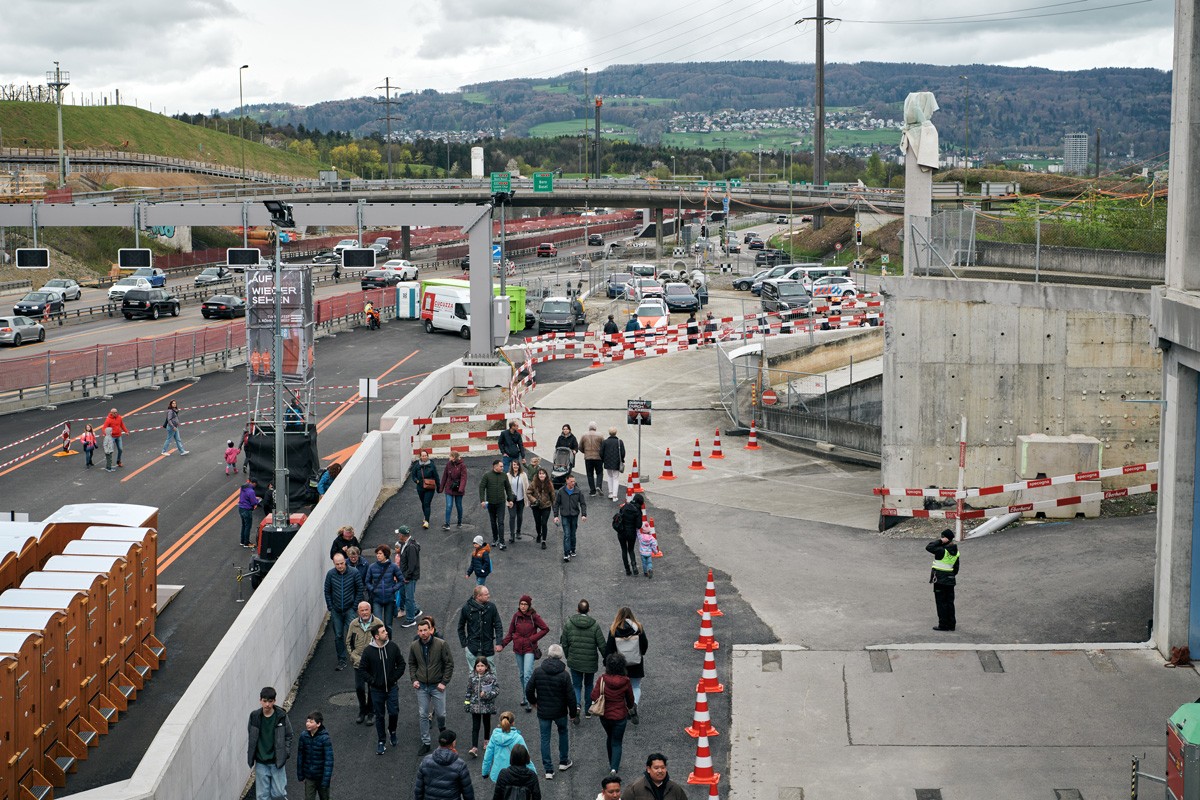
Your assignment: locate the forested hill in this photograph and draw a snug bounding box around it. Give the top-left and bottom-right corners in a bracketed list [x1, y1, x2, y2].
[238, 61, 1170, 158]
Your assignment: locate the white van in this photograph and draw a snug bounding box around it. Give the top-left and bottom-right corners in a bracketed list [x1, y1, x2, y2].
[421, 286, 472, 339]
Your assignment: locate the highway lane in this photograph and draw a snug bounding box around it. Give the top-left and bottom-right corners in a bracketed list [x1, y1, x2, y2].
[0, 318, 472, 791]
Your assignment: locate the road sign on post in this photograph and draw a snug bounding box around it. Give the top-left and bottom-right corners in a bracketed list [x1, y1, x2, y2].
[490, 172, 511, 193]
[491, 244, 503, 264]
[533, 172, 553, 192]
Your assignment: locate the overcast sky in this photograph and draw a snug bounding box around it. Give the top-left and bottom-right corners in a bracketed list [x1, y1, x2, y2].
[0, 0, 1174, 115]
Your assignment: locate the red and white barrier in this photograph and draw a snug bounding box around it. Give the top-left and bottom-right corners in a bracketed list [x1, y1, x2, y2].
[880, 482, 1158, 519]
[412, 440, 537, 457]
[874, 461, 1159, 499]
[411, 412, 519, 426]
[412, 430, 497, 442]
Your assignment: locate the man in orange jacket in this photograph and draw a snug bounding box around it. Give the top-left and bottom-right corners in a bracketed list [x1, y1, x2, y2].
[102, 408, 130, 468]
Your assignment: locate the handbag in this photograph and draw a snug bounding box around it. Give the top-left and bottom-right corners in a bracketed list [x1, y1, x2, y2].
[588, 677, 606, 716]
[422, 478, 437, 491]
[533, 644, 542, 660]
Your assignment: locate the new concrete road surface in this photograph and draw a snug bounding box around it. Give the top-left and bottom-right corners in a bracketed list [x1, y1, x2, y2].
[260, 343, 1185, 800]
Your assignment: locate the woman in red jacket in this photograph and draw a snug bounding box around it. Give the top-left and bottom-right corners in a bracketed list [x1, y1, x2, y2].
[440, 450, 468, 530]
[590, 652, 635, 774]
[501, 594, 549, 711]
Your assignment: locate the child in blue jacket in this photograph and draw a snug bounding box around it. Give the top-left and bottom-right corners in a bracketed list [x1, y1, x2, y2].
[466, 535, 493, 585]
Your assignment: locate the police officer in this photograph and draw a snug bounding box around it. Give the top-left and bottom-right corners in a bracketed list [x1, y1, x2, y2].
[926, 530, 959, 631]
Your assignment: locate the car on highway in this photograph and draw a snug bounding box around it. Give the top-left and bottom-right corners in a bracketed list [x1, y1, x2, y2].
[122, 288, 180, 320]
[754, 249, 788, 268]
[662, 282, 700, 313]
[776, 214, 789, 224]
[108, 276, 152, 302]
[372, 236, 392, 252]
[360, 270, 403, 290]
[733, 268, 773, 291]
[810, 275, 858, 300]
[459, 255, 471, 271]
[743, 231, 762, 244]
[587, 233, 604, 246]
[131, 267, 167, 288]
[194, 266, 233, 287]
[606, 272, 633, 298]
[760, 279, 813, 316]
[333, 238, 359, 253]
[724, 239, 741, 254]
[311, 250, 339, 264]
[380, 259, 418, 280]
[369, 241, 390, 256]
[201, 294, 246, 319]
[632, 300, 670, 332]
[0, 315, 45, 346]
[40, 278, 82, 301]
[536, 297, 580, 336]
[13, 291, 64, 317]
[536, 242, 558, 258]
[624, 277, 664, 302]
[747, 238, 765, 250]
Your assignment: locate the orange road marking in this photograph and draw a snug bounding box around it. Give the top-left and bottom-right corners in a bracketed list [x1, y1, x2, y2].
[121, 453, 167, 483]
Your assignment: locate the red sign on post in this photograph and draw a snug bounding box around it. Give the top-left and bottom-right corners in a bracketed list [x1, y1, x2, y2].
[761, 389, 778, 405]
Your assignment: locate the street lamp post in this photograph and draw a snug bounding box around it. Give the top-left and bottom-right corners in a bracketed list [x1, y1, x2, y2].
[959, 74, 969, 170]
[671, 156, 676, 180]
[46, 63, 70, 187]
[239, 64, 249, 180]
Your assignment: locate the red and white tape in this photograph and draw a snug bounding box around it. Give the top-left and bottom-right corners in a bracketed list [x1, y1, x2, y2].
[874, 461, 1158, 499]
[880, 482, 1158, 519]
[413, 440, 537, 456]
[414, 430, 498, 442]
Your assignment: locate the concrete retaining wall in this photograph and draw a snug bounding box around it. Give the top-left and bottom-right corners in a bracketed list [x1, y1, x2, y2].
[976, 241, 1165, 282]
[880, 277, 1162, 506]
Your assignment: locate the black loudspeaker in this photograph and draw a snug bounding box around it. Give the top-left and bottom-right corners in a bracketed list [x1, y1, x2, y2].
[260, 523, 300, 561]
[244, 425, 320, 507]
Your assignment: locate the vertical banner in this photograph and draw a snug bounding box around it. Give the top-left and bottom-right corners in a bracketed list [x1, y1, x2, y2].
[246, 266, 314, 384]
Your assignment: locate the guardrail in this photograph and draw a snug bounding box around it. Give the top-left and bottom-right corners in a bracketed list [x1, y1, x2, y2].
[0, 147, 301, 184]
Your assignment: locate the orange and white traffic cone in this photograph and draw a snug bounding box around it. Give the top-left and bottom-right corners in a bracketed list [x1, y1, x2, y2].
[689, 439, 705, 470]
[693, 611, 719, 651]
[686, 735, 721, 786]
[685, 686, 719, 737]
[458, 370, 479, 397]
[649, 515, 663, 557]
[658, 448, 677, 480]
[709, 429, 724, 459]
[705, 781, 721, 800]
[745, 420, 761, 450]
[591, 346, 604, 368]
[626, 469, 635, 501]
[697, 569, 723, 617]
[631, 460, 643, 494]
[697, 649, 724, 693]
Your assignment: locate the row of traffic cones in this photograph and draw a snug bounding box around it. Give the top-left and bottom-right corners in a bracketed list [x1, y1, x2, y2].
[687, 570, 724, 787]
[657, 421, 761, 479]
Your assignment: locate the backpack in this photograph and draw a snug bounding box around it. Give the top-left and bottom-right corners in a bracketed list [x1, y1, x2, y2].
[503, 785, 531, 800]
[612, 504, 625, 532]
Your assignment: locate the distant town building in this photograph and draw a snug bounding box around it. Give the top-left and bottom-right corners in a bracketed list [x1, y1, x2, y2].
[1063, 133, 1089, 174]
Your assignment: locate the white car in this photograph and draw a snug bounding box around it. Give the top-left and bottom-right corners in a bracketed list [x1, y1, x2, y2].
[40, 278, 82, 301]
[810, 275, 858, 300]
[332, 239, 359, 254]
[624, 278, 664, 302]
[632, 300, 670, 332]
[380, 259, 418, 280]
[108, 276, 152, 302]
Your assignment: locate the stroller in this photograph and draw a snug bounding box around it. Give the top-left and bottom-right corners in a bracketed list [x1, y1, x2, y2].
[550, 446, 574, 489]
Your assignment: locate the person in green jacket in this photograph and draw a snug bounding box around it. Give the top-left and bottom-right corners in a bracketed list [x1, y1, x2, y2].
[560, 598, 606, 718]
[479, 459, 515, 550]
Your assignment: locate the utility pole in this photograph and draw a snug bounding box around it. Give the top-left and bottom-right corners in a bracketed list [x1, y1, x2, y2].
[583, 68, 589, 178]
[796, 2, 837, 231]
[1095, 127, 1101, 180]
[594, 96, 603, 179]
[960, 74, 970, 169]
[376, 79, 399, 180]
[239, 64, 249, 179]
[46, 62, 70, 187]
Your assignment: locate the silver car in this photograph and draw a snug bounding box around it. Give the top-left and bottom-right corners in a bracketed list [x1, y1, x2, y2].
[0, 315, 46, 346]
[40, 278, 82, 301]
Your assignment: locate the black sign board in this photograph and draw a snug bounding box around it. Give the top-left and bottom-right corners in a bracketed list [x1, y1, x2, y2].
[627, 399, 652, 426]
[15, 248, 50, 269]
[341, 248, 375, 269]
[118, 248, 152, 269]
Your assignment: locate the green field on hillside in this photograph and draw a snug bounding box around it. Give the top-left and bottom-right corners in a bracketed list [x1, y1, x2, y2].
[528, 120, 638, 141]
[606, 97, 672, 106]
[0, 101, 330, 177]
[463, 92, 491, 104]
[662, 127, 896, 150]
[532, 83, 572, 94]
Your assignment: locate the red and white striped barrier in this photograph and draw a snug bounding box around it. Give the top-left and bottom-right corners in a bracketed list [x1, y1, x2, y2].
[880, 482, 1158, 519]
[413, 430, 498, 442]
[413, 440, 537, 457]
[411, 412, 519, 426]
[874, 461, 1158, 499]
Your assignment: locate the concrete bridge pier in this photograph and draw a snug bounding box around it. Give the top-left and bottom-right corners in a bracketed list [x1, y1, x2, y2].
[654, 207, 664, 259]
[401, 226, 412, 260]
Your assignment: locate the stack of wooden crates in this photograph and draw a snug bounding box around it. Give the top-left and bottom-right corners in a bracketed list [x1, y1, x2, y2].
[0, 503, 166, 800]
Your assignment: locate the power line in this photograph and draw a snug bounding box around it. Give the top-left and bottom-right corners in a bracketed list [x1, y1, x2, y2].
[840, 0, 1155, 25]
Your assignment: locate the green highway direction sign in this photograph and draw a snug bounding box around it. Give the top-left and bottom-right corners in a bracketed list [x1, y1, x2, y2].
[533, 172, 554, 193]
[490, 172, 511, 193]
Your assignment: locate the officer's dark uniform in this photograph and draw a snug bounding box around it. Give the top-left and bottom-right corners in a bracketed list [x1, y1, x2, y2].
[926, 530, 960, 631]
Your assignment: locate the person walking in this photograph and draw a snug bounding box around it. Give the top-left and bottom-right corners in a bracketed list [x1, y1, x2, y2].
[552, 475, 587, 563]
[616, 494, 643, 576]
[524, 643, 578, 780]
[225, 439, 241, 476]
[491, 744, 541, 800]
[316, 463, 342, 499]
[555, 424, 579, 472]
[366, 544, 402, 636]
[409, 615, 456, 755]
[507, 460, 529, 542]
[102, 427, 115, 472]
[346, 545, 370, 585]
[600, 428, 626, 502]
[604, 608, 648, 706]
[396, 526, 423, 627]
[360, 622, 406, 755]
[441, 451, 468, 530]
[524, 455, 542, 482]
[411, 449, 441, 529]
[466, 536, 493, 586]
[464, 657, 499, 757]
[636, 524, 659, 579]
[414, 730, 475, 800]
[603, 315, 619, 348]
[527, 467, 554, 550]
[80, 424, 97, 469]
[560, 599, 605, 716]
[102, 407, 129, 467]
[295, 710, 333, 800]
[346, 601, 384, 725]
[324, 553, 365, 671]
[927, 529, 960, 631]
[247, 686, 293, 800]
[479, 459, 515, 550]
[498, 420, 526, 473]
[482, 711, 533, 782]
[458, 584, 504, 670]
[329, 525, 361, 560]
[686, 311, 699, 347]
[238, 479, 261, 548]
[579, 422, 605, 497]
[598, 775, 623, 800]
[590, 653, 635, 775]
[622, 753, 688, 800]
[161, 399, 189, 455]
[501, 594, 549, 711]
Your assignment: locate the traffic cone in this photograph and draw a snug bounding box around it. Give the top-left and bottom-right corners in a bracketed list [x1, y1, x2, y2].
[457, 370, 479, 397]
[689, 439, 706, 470]
[697, 649, 724, 693]
[631, 460, 643, 494]
[591, 346, 604, 368]
[658, 448, 677, 480]
[744, 420, 761, 450]
[686, 735, 720, 786]
[626, 469, 635, 501]
[693, 611, 719, 651]
[685, 686, 719, 737]
[705, 781, 721, 800]
[649, 515, 663, 557]
[697, 569, 723, 617]
[709, 429, 724, 459]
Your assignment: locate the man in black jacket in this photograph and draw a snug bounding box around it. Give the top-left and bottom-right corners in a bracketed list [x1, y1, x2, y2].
[396, 526, 423, 628]
[617, 494, 644, 576]
[414, 729, 475, 800]
[498, 420, 526, 473]
[926, 530, 960, 632]
[600, 428, 626, 502]
[525, 643, 578, 779]
[323, 553, 365, 671]
[457, 585, 504, 670]
[247, 686, 294, 800]
[360, 623, 406, 754]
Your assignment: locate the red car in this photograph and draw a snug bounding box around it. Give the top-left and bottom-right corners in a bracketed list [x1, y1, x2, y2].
[536, 243, 557, 258]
